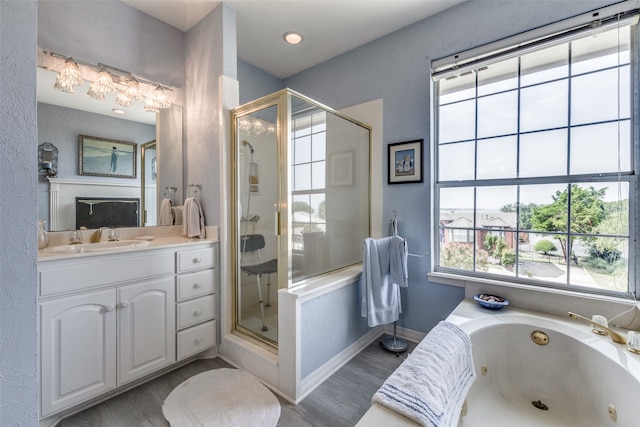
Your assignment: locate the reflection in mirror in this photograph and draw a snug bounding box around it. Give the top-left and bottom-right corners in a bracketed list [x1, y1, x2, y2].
[141, 141, 157, 226]
[36, 68, 184, 231]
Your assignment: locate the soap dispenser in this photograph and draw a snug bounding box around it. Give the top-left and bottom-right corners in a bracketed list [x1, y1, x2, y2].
[38, 219, 49, 249]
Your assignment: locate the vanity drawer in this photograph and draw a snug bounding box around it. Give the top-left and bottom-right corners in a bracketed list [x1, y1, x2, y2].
[177, 247, 215, 273]
[176, 269, 215, 302]
[39, 252, 174, 296]
[177, 320, 216, 360]
[177, 294, 216, 330]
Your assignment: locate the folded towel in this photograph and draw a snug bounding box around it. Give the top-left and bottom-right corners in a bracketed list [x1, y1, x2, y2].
[361, 236, 408, 327]
[182, 197, 205, 238]
[159, 198, 173, 226]
[372, 321, 476, 427]
[172, 205, 183, 225]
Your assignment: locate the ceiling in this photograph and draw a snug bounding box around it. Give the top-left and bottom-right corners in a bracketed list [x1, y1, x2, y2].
[122, 0, 466, 79]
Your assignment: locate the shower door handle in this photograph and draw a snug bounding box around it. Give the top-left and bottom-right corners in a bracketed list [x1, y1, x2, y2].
[274, 211, 281, 236]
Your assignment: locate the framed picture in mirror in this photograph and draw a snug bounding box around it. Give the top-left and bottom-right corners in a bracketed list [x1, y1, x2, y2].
[79, 135, 137, 179]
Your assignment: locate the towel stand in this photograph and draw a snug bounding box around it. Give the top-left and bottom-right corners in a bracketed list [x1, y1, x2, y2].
[381, 211, 410, 356]
[382, 321, 408, 356]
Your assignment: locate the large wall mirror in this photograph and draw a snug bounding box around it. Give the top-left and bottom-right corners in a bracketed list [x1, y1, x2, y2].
[37, 67, 184, 231]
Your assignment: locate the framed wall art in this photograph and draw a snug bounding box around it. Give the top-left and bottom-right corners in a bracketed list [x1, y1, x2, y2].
[388, 139, 423, 184]
[79, 135, 137, 179]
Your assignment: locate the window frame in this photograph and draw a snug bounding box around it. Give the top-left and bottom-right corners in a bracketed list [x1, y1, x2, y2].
[431, 13, 640, 299]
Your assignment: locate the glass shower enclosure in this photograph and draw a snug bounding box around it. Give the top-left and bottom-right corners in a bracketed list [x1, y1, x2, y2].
[231, 89, 371, 347]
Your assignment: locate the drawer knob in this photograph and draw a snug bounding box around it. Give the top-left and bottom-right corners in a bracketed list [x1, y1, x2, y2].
[120, 301, 130, 309]
[193, 282, 202, 289]
[193, 309, 202, 316]
[193, 257, 201, 264]
[195, 337, 203, 344]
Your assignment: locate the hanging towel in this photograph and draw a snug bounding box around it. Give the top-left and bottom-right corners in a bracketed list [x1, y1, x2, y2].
[182, 197, 205, 238]
[159, 198, 173, 226]
[372, 321, 476, 427]
[172, 205, 184, 225]
[361, 236, 408, 327]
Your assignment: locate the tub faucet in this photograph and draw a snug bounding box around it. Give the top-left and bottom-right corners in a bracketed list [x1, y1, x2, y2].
[568, 312, 627, 344]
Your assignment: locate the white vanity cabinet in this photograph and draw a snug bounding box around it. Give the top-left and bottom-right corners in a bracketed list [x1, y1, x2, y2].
[38, 242, 217, 419]
[117, 277, 175, 385]
[40, 289, 117, 417]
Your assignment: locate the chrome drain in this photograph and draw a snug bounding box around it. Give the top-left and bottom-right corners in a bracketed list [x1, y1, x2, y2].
[532, 400, 549, 411]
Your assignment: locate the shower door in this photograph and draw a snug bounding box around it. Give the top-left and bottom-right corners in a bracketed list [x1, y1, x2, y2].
[231, 89, 371, 347]
[232, 100, 282, 345]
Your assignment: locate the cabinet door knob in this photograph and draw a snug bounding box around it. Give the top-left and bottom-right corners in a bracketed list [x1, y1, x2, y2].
[193, 309, 202, 316]
[193, 257, 201, 264]
[120, 301, 130, 308]
[192, 282, 202, 289]
[100, 305, 115, 314]
[195, 337, 203, 344]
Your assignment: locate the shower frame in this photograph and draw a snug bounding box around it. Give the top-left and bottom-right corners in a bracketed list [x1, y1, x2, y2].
[230, 88, 372, 348]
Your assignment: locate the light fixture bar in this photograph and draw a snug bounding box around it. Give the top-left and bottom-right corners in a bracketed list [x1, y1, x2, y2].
[43, 50, 172, 92]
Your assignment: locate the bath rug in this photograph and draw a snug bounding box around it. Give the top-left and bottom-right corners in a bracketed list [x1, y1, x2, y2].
[162, 368, 280, 427]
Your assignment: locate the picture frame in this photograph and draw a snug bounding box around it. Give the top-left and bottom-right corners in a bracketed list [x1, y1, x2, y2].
[79, 135, 137, 179]
[329, 151, 354, 186]
[388, 139, 423, 184]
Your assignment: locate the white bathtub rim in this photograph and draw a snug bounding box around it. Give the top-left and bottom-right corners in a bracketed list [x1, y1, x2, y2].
[448, 299, 640, 382]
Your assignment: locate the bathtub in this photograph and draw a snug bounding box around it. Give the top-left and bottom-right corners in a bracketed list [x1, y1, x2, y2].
[356, 299, 640, 427]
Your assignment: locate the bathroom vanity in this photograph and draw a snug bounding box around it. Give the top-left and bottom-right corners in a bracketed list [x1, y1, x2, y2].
[37, 231, 217, 420]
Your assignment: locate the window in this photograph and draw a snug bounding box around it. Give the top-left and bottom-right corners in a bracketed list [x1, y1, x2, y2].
[291, 111, 327, 251]
[433, 15, 636, 296]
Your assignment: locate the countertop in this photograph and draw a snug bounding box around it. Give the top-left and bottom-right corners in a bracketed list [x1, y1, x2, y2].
[38, 225, 218, 262]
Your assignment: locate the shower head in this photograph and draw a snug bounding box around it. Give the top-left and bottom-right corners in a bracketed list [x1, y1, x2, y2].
[242, 140, 255, 154]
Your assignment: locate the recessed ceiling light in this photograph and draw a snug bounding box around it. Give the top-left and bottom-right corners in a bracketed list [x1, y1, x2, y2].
[283, 31, 303, 45]
[112, 108, 125, 115]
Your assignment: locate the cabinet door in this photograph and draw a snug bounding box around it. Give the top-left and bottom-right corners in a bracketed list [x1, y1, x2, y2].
[40, 289, 117, 417]
[118, 277, 175, 384]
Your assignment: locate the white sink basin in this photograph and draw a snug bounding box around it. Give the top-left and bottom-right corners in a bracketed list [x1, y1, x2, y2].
[43, 240, 151, 254]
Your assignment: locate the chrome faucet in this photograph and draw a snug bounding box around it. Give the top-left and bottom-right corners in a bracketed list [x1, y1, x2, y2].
[568, 312, 627, 344]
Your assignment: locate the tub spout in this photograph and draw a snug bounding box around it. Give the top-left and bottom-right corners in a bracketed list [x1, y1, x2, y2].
[568, 312, 627, 344]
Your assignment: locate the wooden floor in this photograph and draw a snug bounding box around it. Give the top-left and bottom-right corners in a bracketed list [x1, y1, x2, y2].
[58, 335, 416, 427]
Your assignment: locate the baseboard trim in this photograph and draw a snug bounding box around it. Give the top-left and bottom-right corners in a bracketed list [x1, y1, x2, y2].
[297, 326, 383, 403]
[382, 323, 426, 343]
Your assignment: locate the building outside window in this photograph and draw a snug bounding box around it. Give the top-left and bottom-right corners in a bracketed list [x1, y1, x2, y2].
[433, 13, 637, 297]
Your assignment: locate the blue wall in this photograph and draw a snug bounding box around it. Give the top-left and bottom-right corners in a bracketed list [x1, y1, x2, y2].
[238, 59, 283, 105]
[283, 0, 619, 333]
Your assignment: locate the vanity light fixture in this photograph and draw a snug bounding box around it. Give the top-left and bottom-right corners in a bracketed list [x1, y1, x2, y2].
[44, 50, 172, 113]
[87, 69, 116, 100]
[115, 78, 144, 107]
[144, 85, 171, 112]
[53, 58, 83, 93]
[283, 31, 303, 45]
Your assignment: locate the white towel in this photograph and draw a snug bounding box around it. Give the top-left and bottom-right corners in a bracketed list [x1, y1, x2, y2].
[182, 197, 205, 238]
[372, 321, 476, 427]
[172, 205, 183, 225]
[159, 198, 173, 226]
[361, 236, 408, 327]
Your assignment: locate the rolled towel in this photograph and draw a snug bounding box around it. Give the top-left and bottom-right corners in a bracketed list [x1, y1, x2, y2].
[159, 198, 173, 226]
[372, 321, 476, 427]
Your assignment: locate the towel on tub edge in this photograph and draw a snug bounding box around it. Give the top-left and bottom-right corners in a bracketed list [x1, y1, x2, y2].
[372, 320, 476, 427]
